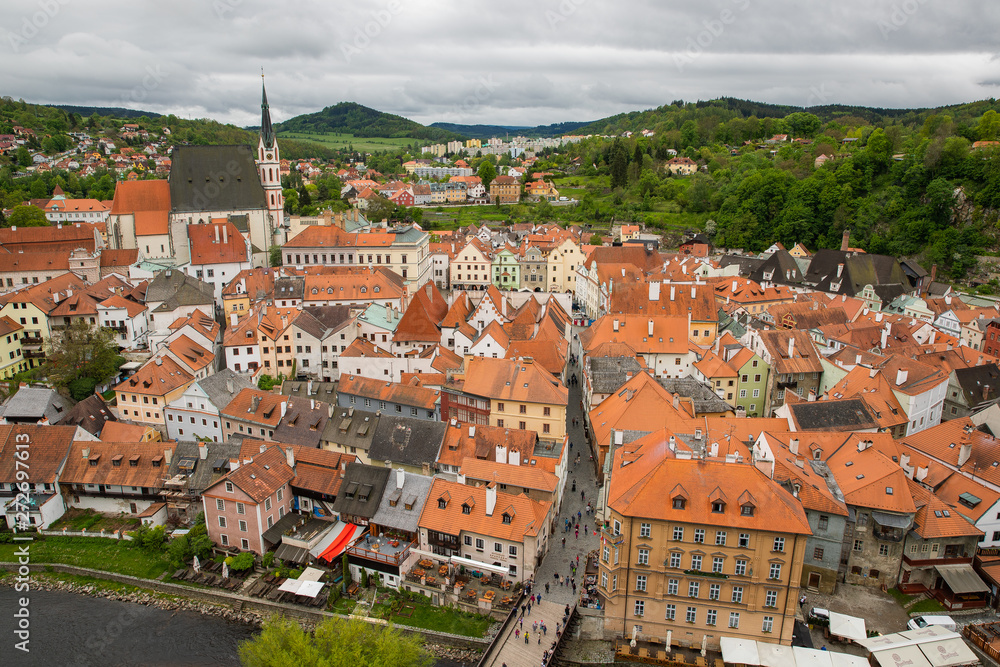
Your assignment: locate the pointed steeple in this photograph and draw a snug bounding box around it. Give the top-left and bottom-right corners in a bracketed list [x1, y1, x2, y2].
[260, 76, 275, 150]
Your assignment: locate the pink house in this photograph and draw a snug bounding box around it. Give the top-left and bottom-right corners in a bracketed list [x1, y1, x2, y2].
[202, 445, 294, 554]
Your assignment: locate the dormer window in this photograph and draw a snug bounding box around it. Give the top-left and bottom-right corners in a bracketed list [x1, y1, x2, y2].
[712, 501, 725, 513]
[673, 498, 686, 510]
[438, 499, 447, 509]
[502, 512, 512, 524]
[462, 504, 471, 515]
[111, 455, 123, 467]
[741, 504, 755, 517]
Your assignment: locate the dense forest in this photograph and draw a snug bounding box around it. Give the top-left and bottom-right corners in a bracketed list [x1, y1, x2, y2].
[429, 120, 591, 139]
[275, 102, 462, 141]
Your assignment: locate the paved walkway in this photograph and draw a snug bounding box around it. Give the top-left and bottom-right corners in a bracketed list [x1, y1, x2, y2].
[481, 599, 567, 667]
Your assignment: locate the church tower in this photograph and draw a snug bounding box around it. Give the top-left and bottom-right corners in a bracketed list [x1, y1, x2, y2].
[258, 76, 283, 228]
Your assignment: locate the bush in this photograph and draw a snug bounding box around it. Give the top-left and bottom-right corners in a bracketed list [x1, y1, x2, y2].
[132, 524, 166, 552]
[225, 552, 255, 572]
[257, 374, 276, 391]
[68, 376, 98, 401]
[262, 552, 275, 568]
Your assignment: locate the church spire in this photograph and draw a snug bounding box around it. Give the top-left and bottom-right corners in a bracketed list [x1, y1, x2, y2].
[260, 72, 275, 150]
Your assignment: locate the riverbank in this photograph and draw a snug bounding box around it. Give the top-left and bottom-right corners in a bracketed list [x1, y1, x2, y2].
[0, 566, 483, 666]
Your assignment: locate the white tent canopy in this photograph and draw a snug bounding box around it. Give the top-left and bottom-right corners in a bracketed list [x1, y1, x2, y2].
[828, 651, 869, 667]
[793, 646, 834, 667]
[720, 637, 761, 666]
[277, 569, 326, 598]
[873, 645, 934, 667]
[918, 638, 979, 667]
[829, 611, 868, 642]
[449, 554, 509, 575]
[758, 642, 796, 667]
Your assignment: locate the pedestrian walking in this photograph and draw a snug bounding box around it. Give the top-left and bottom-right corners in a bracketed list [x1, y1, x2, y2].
[576, 555, 580, 565]
[525, 631, 530, 645]
[546, 582, 550, 594]
[542, 621, 547, 636]
[533, 621, 538, 632]
[528, 602, 532, 614]
[584, 524, 588, 534]
[519, 617, 524, 628]
[515, 628, 520, 639]
[538, 634, 542, 645]
[575, 529, 579, 539]
[562, 537, 566, 548]
[569, 441, 573, 451]
[572, 582, 577, 594]
[581, 489, 585, 501]
[531, 594, 536, 604]
[577, 510, 581, 520]
[537, 594, 542, 604]
[521, 604, 526, 616]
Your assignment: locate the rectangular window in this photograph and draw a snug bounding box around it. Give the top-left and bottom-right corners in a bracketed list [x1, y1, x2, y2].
[475, 538, 484, 551]
[854, 539, 864, 552]
[709, 583, 720, 600]
[769, 563, 782, 580]
[814, 546, 824, 560]
[765, 590, 778, 607]
[239, 520, 247, 532]
[715, 531, 727, 546]
[639, 522, 651, 538]
[670, 552, 681, 568]
[738, 533, 749, 548]
[691, 555, 702, 571]
[264, 498, 271, 512]
[673, 526, 684, 541]
[729, 612, 740, 629]
[665, 604, 676, 621]
[236, 502, 245, 515]
[688, 581, 700, 598]
[636, 575, 647, 592]
[218, 516, 227, 528]
[686, 607, 697, 624]
[773, 537, 785, 552]
[762, 616, 774, 633]
[637, 548, 649, 566]
[731, 586, 743, 603]
[706, 609, 717, 626]
[634, 600, 644, 617]
[879, 544, 889, 556]
[667, 579, 679, 595]
[818, 515, 829, 530]
[694, 529, 705, 543]
[216, 498, 225, 511]
[712, 556, 724, 573]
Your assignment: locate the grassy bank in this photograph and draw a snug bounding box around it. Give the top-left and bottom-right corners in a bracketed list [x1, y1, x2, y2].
[371, 593, 492, 637]
[0, 536, 169, 580]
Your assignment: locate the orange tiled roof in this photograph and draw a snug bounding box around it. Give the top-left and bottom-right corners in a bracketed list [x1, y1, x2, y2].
[61, 440, 177, 488]
[115, 356, 194, 396]
[208, 445, 293, 503]
[419, 478, 550, 540]
[338, 374, 440, 410]
[188, 222, 248, 265]
[0, 424, 75, 484]
[459, 357, 567, 406]
[908, 479, 983, 539]
[221, 388, 289, 427]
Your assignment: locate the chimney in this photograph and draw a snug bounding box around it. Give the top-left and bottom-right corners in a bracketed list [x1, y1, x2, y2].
[789, 438, 799, 455]
[285, 446, 295, 471]
[649, 282, 660, 302]
[612, 319, 619, 332]
[896, 369, 908, 386]
[250, 395, 261, 413]
[385, 302, 392, 321]
[468, 425, 476, 438]
[855, 354, 862, 365]
[310, 398, 315, 410]
[307, 380, 313, 395]
[672, 393, 680, 409]
[214, 224, 220, 243]
[880, 329, 888, 349]
[648, 319, 654, 336]
[945, 295, 952, 305]
[732, 280, 738, 292]
[199, 443, 208, 460]
[690, 286, 696, 299]
[155, 357, 163, 366]
[222, 225, 228, 244]
[485, 482, 497, 517]
[930, 264, 937, 285]
[984, 384, 992, 402]
[164, 448, 172, 464]
[259, 442, 267, 453]
[929, 330, 936, 344]
[959, 441, 973, 467]
[836, 263, 844, 278]
[670, 285, 676, 301]
[841, 229, 850, 252]
[226, 377, 234, 393]
[280, 400, 287, 418]
[808, 388, 817, 402]
[396, 467, 405, 490]
[787, 336, 795, 358]
[425, 283, 432, 299]
[230, 312, 238, 327]
[82, 447, 90, 459]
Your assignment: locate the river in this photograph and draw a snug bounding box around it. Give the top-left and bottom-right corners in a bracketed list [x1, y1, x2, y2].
[0, 588, 473, 667]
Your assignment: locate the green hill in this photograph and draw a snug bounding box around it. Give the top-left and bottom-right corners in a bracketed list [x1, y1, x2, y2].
[429, 120, 592, 139]
[275, 102, 464, 142]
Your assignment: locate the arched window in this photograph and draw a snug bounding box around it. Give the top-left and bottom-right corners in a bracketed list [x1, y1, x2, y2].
[269, 168, 273, 181]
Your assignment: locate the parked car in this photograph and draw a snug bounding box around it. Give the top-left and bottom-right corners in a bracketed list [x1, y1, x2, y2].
[906, 615, 957, 632]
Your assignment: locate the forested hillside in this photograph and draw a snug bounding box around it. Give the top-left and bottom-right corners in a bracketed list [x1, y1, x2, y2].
[275, 102, 462, 141]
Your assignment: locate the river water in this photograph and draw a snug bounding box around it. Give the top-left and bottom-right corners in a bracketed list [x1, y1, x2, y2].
[0, 588, 472, 667]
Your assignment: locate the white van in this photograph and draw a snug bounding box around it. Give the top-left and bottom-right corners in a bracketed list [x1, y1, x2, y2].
[906, 615, 958, 632]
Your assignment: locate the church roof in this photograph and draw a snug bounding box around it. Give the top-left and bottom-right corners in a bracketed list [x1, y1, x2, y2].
[169, 145, 266, 212]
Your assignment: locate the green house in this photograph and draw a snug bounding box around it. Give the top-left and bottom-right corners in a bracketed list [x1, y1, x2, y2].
[491, 245, 520, 290]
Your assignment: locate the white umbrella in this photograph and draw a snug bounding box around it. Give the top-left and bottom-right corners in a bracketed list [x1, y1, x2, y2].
[192, 555, 201, 573]
[665, 630, 672, 653]
[702, 634, 708, 657]
[222, 561, 229, 579]
[631, 625, 638, 648]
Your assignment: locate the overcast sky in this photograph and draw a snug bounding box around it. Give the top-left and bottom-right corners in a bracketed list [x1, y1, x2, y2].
[2, 0, 999, 129]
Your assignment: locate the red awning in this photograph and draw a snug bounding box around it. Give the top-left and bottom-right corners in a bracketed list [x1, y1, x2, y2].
[318, 522, 359, 562]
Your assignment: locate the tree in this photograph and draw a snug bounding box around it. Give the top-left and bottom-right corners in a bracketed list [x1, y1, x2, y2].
[366, 195, 394, 223]
[257, 374, 277, 391]
[16, 146, 31, 167]
[238, 615, 433, 667]
[45, 320, 125, 394]
[609, 138, 628, 189]
[225, 552, 255, 571]
[268, 245, 282, 268]
[3, 205, 48, 228]
[477, 158, 496, 191]
[589, 233, 603, 245]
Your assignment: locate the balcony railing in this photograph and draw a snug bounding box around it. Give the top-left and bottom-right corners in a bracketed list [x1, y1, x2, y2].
[21, 336, 43, 347]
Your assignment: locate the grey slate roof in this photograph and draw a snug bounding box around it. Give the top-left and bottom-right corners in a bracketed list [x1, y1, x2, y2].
[331, 462, 391, 521]
[274, 277, 304, 300]
[322, 407, 378, 453]
[292, 306, 353, 340]
[369, 470, 434, 533]
[587, 356, 645, 394]
[750, 249, 804, 286]
[272, 398, 330, 449]
[56, 394, 116, 436]
[788, 399, 879, 432]
[955, 364, 1000, 410]
[720, 255, 765, 276]
[656, 376, 735, 414]
[145, 270, 214, 310]
[369, 416, 446, 468]
[2, 386, 71, 423]
[169, 145, 266, 212]
[165, 440, 242, 497]
[282, 380, 338, 402]
[198, 369, 255, 412]
[804, 250, 909, 297]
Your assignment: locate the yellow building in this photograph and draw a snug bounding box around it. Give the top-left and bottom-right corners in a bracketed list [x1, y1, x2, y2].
[0, 316, 26, 380]
[115, 356, 195, 428]
[599, 447, 811, 648]
[546, 237, 586, 293]
[444, 356, 568, 444]
[0, 272, 87, 368]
